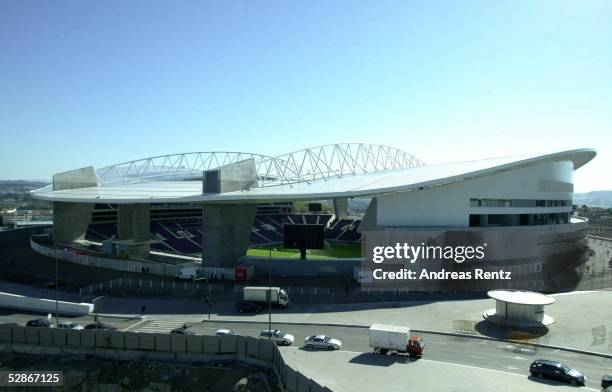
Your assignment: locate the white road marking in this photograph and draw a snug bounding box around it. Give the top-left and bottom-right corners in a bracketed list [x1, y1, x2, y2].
[133, 320, 188, 333]
[122, 319, 147, 332]
[513, 356, 527, 360]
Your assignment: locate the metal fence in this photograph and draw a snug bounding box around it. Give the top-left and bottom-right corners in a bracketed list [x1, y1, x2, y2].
[79, 278, 225, 297]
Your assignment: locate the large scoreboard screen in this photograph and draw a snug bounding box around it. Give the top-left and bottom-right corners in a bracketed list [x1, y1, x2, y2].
[283, 224, 325, 250]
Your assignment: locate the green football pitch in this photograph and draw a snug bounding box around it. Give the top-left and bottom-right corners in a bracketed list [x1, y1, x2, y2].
[247, 241, 362, 259]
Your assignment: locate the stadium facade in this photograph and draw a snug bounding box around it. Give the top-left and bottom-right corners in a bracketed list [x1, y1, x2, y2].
[31, 143, 596, 291]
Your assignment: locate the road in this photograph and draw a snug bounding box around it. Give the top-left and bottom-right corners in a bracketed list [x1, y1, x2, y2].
[1, 311, 610, 390]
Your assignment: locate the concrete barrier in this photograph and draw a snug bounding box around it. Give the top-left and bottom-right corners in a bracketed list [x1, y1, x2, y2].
[0, 325, 11, 342]
[66, 330, 81, 347]
[187, 335, 204, 353]
[156, 334, 171, 352]
[95, 331, 112, 348]
[110, 331, 125, 350]
[219, 335, 236, 354]
[52, 329, 67, 347]
[0, 291, 93, 316]
[0, 325, 331, 392]
[285, 367, 298, 392]
[124, 332, 140, 350]
[39, 328, 53, 346]
[297, 372, 312, 392]
[140, 333, 155, 351]
[246, 336, 260, 358]
[81, 331, 96, 347]
[203, 335, 218, 354]
[260, 339, 275, 362]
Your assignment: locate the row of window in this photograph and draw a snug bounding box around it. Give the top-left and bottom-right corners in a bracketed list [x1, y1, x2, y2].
[469, 213, 571, 227]
[469, 199, 572, 208]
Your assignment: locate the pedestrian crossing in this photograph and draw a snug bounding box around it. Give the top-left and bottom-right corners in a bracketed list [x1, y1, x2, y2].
[134, 319, 188, 334]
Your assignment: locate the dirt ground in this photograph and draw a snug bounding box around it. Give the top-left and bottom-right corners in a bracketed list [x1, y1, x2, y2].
[0, 353, 279, 392]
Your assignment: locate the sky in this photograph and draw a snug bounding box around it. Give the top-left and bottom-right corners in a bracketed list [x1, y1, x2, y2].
[0, 0, 610, 192]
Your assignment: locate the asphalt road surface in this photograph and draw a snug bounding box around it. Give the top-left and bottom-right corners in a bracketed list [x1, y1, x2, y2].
[1, 312, 610, 390]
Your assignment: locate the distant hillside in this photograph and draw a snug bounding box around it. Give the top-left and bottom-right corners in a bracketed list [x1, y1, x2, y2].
[573, 190, 612, 208]
[0, 180, 49, 188]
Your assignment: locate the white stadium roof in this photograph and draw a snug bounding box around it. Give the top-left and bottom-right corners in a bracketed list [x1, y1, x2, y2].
[31, 144, 596, 204]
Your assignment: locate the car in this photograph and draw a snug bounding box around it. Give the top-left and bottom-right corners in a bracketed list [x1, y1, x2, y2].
[216, 329, 241, 336]
[304, 335, 342, 350]
[84, 322, 117, 331]
[170, 325, 195, 335]
[46, 278, 66, 289]
[259, 329, 294, 346]
[603, 374, 612, 389]
[529, 359, 585, 385]
[26, 319, 54, 328]
[237, 301, 261, 313]
[57, 321, 84, 330]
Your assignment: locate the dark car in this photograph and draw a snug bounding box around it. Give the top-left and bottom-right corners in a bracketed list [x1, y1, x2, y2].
[46, 278, 66, 289]
[529, 359, 585, 385]
[84, 322, 117, 331]
[602, 374, 612, 389]
[237, 301, 261, 313]
[170, 326, 195, 335]
[26, 318, 54, 328]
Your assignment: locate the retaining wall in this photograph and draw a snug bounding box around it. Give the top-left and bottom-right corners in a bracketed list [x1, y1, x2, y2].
[0, 325, 331, 392]
[0, 292, 93, 316]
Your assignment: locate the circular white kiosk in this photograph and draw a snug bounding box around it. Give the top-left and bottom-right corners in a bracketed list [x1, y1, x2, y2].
[483, 290, 555, 327]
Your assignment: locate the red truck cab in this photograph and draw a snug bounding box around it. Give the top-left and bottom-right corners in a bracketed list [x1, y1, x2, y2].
[407, 336, 425, 356]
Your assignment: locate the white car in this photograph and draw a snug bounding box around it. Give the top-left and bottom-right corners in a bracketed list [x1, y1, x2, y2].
[304, 335, 342, 350]
[216, 329, 240, 336]
[259, 329, 295, 346]
[57, 321, 84, 330]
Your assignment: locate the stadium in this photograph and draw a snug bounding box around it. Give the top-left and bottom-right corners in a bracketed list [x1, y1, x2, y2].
[30, 143, 596, 291]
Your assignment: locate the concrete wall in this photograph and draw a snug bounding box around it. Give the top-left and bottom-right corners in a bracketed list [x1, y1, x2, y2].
[53, 167, 98, 191]
[0, 325, 331, 392]
[376, 160, 574, 227]
[52, 167, 97, 245]
[241, 256, 361, 277]
[203, 158, 257, 194]
[0, 292, 93, 316]
[31, 237, 181, 278]
[496, 301, 546, 323]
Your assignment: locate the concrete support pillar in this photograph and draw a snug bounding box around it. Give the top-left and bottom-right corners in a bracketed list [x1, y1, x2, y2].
[358, 198, 378, 233]
[202, 158, 258, 268]
[333, 197, 349, 220]
[52, 167, 97, 246]
[202, 204, 256, 267]
[117, 204, 135, 240]
[53, 202, 94, 245]
[117, 204, 150, 258]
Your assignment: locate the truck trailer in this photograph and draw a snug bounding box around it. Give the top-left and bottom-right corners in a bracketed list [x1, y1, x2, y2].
[242, 286, 290, 308]
[368, 323, 424, 356]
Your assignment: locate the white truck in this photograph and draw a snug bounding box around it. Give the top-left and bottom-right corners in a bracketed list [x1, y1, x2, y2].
[368, 323, 424, 356]
[242, 286, 290, 308]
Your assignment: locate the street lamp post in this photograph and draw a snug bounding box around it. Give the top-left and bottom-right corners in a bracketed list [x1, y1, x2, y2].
[54, 257, 59, 327]
[268, 248, 276, 339]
